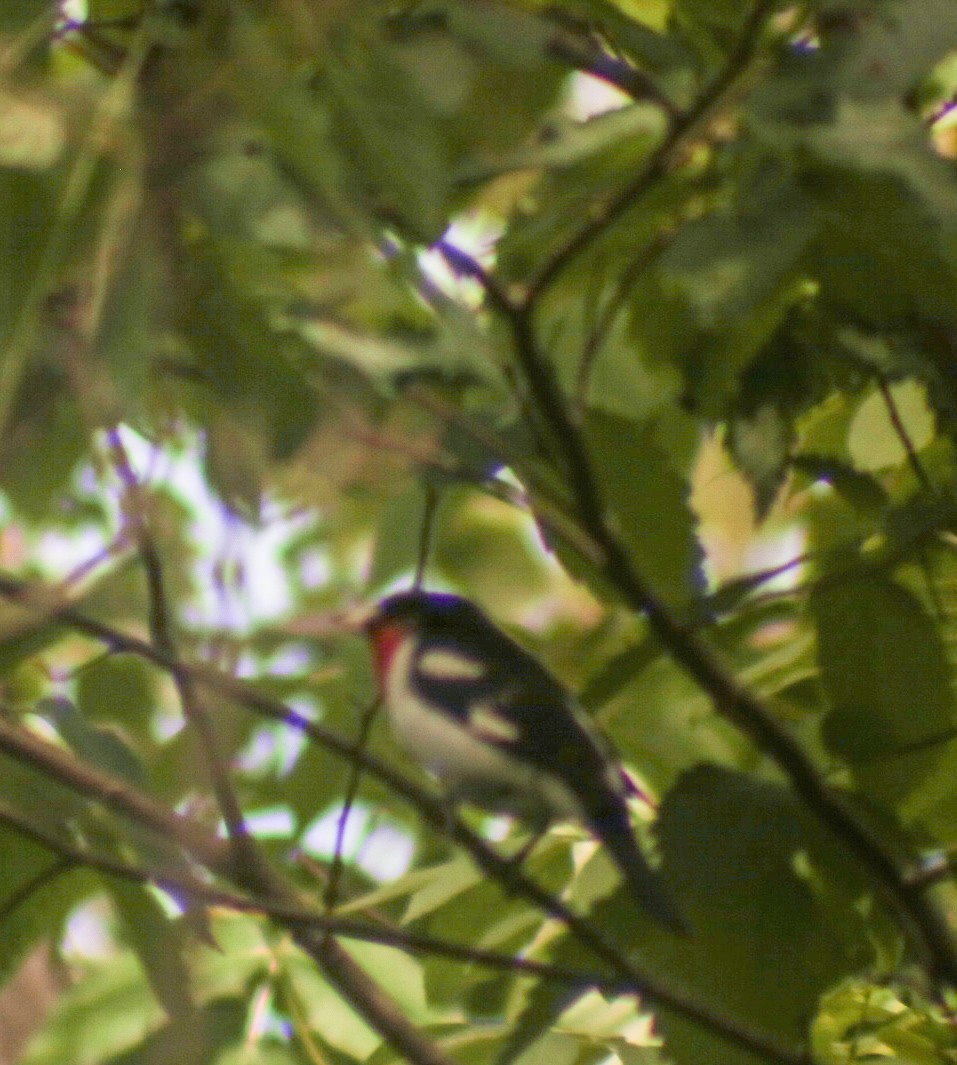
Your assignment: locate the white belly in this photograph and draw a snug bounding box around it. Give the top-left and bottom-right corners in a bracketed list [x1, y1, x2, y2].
[384, 639, 582, 822]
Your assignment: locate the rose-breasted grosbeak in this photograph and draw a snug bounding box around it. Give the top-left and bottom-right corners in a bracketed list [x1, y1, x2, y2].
[361, 590, 686, 933]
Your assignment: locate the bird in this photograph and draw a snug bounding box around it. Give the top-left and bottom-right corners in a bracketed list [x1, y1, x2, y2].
[359, 589, 686, 933]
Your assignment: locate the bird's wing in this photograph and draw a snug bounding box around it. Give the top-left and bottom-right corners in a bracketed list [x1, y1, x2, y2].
[409, 632, 625, 805]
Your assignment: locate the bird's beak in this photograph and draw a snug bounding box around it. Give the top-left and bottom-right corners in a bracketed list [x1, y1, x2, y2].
[338, 600, 381, 633]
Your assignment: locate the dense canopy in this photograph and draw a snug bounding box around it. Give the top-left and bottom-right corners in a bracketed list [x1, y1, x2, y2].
[2, 3, 957, 1065]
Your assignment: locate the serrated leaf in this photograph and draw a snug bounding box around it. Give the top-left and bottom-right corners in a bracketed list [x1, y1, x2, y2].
[585, 412, 703, 610]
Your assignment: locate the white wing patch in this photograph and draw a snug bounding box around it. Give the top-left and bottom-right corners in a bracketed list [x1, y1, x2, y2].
[417, 648, 487, 681]
[467, 704, 521, 744]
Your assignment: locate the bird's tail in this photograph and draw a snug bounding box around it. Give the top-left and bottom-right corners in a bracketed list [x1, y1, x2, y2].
[591, 806, 689, 935]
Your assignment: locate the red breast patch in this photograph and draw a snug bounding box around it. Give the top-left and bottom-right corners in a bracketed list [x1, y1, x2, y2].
[369, 621, 407, 686]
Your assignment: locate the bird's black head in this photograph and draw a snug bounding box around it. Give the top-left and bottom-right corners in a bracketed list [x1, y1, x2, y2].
[371, 591, 481, 636]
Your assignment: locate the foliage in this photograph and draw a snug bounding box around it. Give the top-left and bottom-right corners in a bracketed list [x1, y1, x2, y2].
[1, 1, 957, 1064]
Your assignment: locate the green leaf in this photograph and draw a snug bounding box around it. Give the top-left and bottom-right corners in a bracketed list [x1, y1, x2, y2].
[727, 404, 792, 519]
[279, 950, 381, 1060]
[813, 577, 957, 817]
[650, 765, 871, 1065]
[75, 654, 158, 744]
[0, 826, 93, 989]
[20, 950, 166, 1065]
[811, 978, 957, 1065]
[459, 103, 668, 181]
[658, 178, 817, 412]
[672, 0, 762, 69]
[368, 482, 430, 590]
[846, 379, 935, 473]
[580, 627, 661, 710]
[0, 367, 88, 519]
[0, 606, 67, 678]
[585, 411, 703, 610]
[38, 696, 148, 789]
[108, 880, 194, 1018]
[323, 28, 451, 241]
[791, 455, 889, 515]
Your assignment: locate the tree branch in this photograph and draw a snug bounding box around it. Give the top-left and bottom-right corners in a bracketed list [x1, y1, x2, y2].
[438, 253, 957, 987]
[0, 714, 227, 869]
[527, 0, 778, 305]
[544, 26, 678, 116]
[0, 854, 74, 926]
[0, 570, 809, 1063]
[106, 428, 255, 862]
[0, 721, 460, 1065]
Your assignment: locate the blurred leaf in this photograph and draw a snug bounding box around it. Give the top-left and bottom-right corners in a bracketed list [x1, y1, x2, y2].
[0, 825, 93, 989]
[814, 578, 957, 818]
[672, 0, 759, 69]
[0, 1, 51, 33]
[0, 608, 67, 677]
[75, 654, 157, 744]
[368, 481, 430, 590]
[791, 455, 889, 514]
[95, 221, 166, 417]
[811, 979, 957, 1065]
[108, 880, 194, 1019]
[37, 696, 148, 789]
[0, 373, 87, 519]
[659, 178, 816, 413]
[279, 949, 382, 1060]
[651, 765, 872, 1065]
[20, 950, 166, 1065]
[323, 28, 450, 240]
[847, 379, 935, 473]
[460, 103, 668, 181]
[727, 404, 792, 519]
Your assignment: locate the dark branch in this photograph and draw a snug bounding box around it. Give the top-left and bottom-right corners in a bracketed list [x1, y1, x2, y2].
[545, 28, 678, 115]
[0, 854, 74, 926]
[0, 713, 227, 868]
[440, 265, 957, 986]
[0, 571, 807, 1064]
[106, 429, 265, 885]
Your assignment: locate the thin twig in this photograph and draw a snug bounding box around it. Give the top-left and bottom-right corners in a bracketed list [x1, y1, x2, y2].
[574, 231, 674, 416]
[0, 855, 74, 926]
[0, 723, 458, 1065]
[414, 485, 439, 590]
[876, 377, 933, 494]
[0, 713, 227, 868]
[0, 571, 807, 1063]
[527, 0, 778, 305]
[0, 800, 611, 989]
[105, 429, 253, 857]
[325, 698, 381, 911]
[873, 379, 946, 619]
[442, 250, 957, 986]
